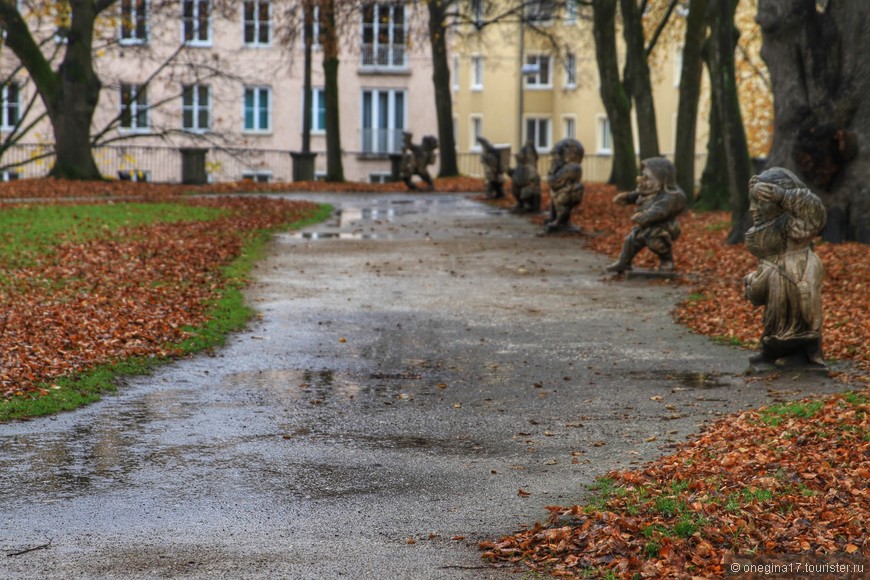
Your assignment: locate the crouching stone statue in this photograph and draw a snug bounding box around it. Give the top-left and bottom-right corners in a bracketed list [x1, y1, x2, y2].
[508, 140, 541, 213]
[743, 167, 827, 370]
[545, 138, 585, 232]
[400, 132, 438, 191]
[605, 157, 687, 273]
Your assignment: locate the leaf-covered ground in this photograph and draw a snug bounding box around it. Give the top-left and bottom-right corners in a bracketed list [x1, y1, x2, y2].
[2, 177, 867, 578]
[0, 182, 322, 401]
[481, 182, 870, 578]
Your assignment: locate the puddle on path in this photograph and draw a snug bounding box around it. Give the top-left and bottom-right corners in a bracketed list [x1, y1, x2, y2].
[625, 370, 729, 389]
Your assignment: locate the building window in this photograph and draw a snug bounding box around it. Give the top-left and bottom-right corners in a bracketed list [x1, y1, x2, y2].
[361, 89, 405, 154]
[566, 0, 578, 24]
[309, 87, 326, 133]
[597, 115, 612, 154]
[183, 0, 211, 45]
[243, 0, 271, 46]
[525, 117, 551, 151]
[564, 52, 576, 88]
[302, 5, 322, 49]
[1, 82, 21, 131]
[241, 171, 272, 183]
[120, 0, 148, 44]
[471, 56, 484, 90]
[525, 0, 555, 23]
[563, 116, 576, 140]
[182, 84, 210, 132]
[243, 86, 271, 132]
[524, 55, 552, 88]
[470, 116, 483, 150]
[120, 84, 149, 131]
[361, 3, 406, 68]
[471, 0, 484, 25]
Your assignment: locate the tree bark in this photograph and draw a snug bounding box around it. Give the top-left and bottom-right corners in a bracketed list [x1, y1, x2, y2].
[301, 0, 314, 153]
[620, 0, 659, 160]
[0, 0, 104, 179]
[706, 0, 752, 243]
[593, 0, 637, 191]
[321, 0, 344, 182]
[758, 0, 869, 243]
[674, 0, 708, 199]
[427, 0, 458, 177]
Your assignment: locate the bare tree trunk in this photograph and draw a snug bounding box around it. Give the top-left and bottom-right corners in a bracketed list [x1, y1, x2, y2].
[593, 0, 637, 191]
[706, 0, 751, 243]
[674, 0, 708, 199]
[427, 0, 458, 177]
[321, 0, 344, 182]
[0, 0, 103, 179]
[301, 0, 314, 153]
[758, 0, 869, 243]
[620, 0, 659, 160]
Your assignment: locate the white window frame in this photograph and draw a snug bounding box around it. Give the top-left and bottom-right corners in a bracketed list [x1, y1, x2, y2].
[471, 0, 484, 26]
[525, 0, 555, 25]
[308, 87, 326, 134]
[562, 115, 576, 140]
[182, 84, 211, 133]
[120, 83, 149, 133]
[524, 54, 552, 89]
[470, 115, 483, 151]
[243, 0, 272, 47]
[119, 0, 149, 44]
[564, 52, 576, 89]
[360, 88, 406, 154]
[524, 116, 551, 152]
[243, 86, 272, 133]
[566, 0, 578, 24]
[471, 55, 484, 90]
[182, 0, 212, 46]
[596, 114, 612, 154]
[1, 82, 21, 131]
[360, 2, 407, 69]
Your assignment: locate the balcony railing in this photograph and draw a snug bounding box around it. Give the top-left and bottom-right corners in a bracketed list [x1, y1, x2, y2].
[360, 44, 406, 68]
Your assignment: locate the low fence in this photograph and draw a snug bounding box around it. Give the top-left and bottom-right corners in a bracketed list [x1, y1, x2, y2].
[0, 142, 707, 186]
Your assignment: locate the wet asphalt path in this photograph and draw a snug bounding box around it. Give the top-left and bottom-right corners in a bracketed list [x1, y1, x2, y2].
[0, 192, 849, 579]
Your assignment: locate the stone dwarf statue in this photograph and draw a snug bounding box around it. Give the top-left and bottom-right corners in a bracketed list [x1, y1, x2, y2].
[507, 139, 541, 212]
[545, 138, 585, 232]
[400, 131, 438, 191]
[743, 167, 827, 369]
[477, 136, 507, 199]
[605, 157, 687, 273]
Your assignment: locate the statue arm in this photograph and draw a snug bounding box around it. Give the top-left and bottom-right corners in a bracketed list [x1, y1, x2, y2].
[632, 196, 674, 226]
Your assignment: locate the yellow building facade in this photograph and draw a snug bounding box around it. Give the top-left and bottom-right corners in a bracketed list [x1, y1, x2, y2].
[450, 6, 707, 183]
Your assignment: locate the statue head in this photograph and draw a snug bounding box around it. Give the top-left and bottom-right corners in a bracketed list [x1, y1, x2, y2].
[748, 167, 801, 225]
[550, 138, 585, 167]
[637, 157, 676, 194]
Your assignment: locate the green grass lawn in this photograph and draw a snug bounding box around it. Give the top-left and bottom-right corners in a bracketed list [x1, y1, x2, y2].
[0, 200, 331, 421]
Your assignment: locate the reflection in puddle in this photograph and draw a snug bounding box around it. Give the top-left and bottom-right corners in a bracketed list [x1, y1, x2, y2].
[284, 232, 374, 240]
[627, 370, 729, 389]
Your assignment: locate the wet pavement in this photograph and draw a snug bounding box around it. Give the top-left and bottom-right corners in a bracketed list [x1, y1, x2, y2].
[0, 192, 851, 579]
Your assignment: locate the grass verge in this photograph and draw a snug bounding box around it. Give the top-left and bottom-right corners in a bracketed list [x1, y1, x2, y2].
[0, 202, 332, 421]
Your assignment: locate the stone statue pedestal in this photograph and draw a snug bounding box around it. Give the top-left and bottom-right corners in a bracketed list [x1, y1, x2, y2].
[745, 357, 830, 377]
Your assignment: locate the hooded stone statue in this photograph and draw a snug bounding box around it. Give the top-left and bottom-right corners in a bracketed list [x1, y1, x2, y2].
[743, 167, 827, 368]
